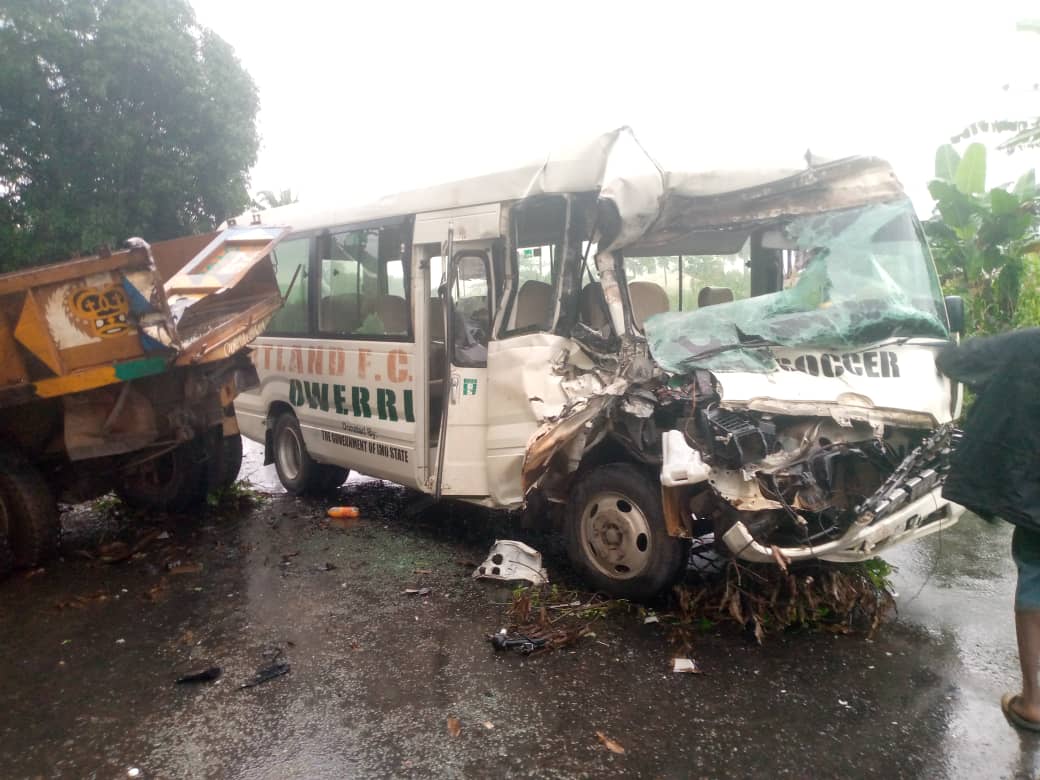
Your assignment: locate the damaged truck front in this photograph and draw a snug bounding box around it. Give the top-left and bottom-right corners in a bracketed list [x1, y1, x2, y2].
[525, 152, 965, 599]
[0, 226, 285, 577]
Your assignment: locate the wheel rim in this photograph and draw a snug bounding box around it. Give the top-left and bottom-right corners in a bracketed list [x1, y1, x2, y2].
[579, 490, 653, 581]
[277, 424, 303, 481]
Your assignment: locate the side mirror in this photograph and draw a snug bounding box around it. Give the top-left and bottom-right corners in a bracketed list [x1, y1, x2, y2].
[944, 295, 966, 335]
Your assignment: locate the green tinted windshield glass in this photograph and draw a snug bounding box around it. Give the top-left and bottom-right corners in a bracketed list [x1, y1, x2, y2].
[644, 200, 948, 374]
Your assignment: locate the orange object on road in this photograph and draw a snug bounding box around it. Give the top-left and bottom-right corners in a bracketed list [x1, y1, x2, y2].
[327, 506, 360, 519]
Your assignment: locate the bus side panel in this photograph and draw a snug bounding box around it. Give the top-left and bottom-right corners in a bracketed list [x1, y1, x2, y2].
[249, 337, 419, 487]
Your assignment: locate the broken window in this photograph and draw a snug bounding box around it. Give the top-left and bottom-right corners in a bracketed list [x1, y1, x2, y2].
[267, 237, 311, 335]
[642, 200, 949, 373]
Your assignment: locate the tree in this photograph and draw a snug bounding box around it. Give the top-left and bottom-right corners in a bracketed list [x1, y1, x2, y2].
[925, 143, 1040, 334]
[252, 188, 299, 210]
[0, 0, 260, 270]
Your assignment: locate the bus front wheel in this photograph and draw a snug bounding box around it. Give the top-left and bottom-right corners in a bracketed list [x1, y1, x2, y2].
[272, 412, 348, 496]
[564, 463, 686, 601]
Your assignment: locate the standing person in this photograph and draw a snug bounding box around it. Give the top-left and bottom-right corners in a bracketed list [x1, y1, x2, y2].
[937, 328, 1040, 732]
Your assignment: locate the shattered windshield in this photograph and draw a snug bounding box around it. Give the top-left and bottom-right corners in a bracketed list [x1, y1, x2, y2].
[642, 200, 948, 373]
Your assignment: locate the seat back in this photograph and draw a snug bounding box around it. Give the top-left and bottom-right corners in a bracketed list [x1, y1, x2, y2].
[698, 286, 734, 308]
[515, 280, 552, 329]
[628, 281, 669, 328]
[580, 282, 609, 330]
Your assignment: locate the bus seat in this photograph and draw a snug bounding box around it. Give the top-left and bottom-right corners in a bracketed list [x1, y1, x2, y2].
[697, 286, 734, 307]
[628, 281, 669, 328]
[320, 293, 361, 333]
[515, 280, 552, 330]
[375, 294, 409, 335]
[580, 282, 609, 330]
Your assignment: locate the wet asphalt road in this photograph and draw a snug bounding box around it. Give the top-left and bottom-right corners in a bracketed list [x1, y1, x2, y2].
[0, 441, 1037, 779]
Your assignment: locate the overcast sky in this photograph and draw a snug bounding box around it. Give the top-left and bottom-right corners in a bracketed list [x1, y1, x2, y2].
[191, 0, 1038, 214]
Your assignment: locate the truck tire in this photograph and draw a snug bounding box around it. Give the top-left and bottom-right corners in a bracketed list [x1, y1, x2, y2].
[219, 432, 244, 490]
[117, 438, 209, 512]
[272, 412, 348, 496]
[205, 428, 244, 493]
[0, 532, 12, 578]
[565, 463, 686, 601]
[0, 462, 59, 569]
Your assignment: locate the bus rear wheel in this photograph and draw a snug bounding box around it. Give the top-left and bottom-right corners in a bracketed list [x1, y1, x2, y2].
[564, 463, 686, 601]
[272, 412, 348, 496]
[117, 438, 209, 512]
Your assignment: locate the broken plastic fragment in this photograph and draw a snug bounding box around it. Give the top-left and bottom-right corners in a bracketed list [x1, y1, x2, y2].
[473, 540, 548, 586]
[672, 657, 702, 674]
[175, 666, 222, 684]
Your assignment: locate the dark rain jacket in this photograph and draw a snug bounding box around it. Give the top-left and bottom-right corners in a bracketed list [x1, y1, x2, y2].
[937, 328, 1040, 529]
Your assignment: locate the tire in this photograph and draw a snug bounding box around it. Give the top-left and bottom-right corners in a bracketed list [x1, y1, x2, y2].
[0, 532, 12, 579]
[206, 429, 244, 492]
[0, 462, 59, 569]
[220, 432, 244, 489]
[272, 412, 348, 496]
[117, 438, 209, 512]
[565, 463, 686, 600]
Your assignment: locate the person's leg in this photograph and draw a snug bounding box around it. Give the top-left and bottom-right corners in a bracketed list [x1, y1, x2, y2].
[1011, 525, 1040, 723]
[1015, 609, 1040, 722]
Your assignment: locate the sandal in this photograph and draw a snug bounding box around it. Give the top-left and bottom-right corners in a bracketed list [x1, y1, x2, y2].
[1002, 693, 1040, 732]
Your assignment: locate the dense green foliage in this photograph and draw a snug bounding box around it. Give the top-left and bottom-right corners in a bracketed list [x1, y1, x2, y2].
[925, 143, 1040, 334]
[0, 0, 259, 270]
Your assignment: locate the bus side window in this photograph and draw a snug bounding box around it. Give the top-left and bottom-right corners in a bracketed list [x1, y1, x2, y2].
[451, 252, 490, 367]
[318, 227, 411, 339]
[266, 237, 311, 335]
[504, 196, 566, 335]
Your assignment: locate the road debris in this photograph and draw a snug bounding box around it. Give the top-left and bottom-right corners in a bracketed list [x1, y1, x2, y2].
[403, 587, 431, 597]
[672, 658, 702, 674]
[327, 506, 360, 519]
[175, 667, 222, 684]
[595, 731, 626, 755]
[239, 662, 290, 689]
[473, 540, 547, 586]
[167, 561, 202, 575]
[446, 716, 462, 738]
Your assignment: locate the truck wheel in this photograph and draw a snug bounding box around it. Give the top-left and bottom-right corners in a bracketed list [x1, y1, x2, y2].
[206, 428, 244, 492]
[118, 438, 209, 512]
[565, 463, 686, 600]
[0, 532, 12, 578]
[219, 432, 244, 489]
[0, 462, 59, 568]
[272, 412, 348, 496]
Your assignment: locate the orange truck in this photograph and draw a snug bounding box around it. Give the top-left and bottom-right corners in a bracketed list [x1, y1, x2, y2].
[0, 225, 286, 575]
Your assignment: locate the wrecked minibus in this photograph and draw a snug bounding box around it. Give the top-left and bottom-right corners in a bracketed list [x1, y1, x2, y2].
[0, 227, 286, 576]
[235, 127, 965, 599]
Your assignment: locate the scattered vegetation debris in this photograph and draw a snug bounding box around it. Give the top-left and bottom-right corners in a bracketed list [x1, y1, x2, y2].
[403, 587, 432, 597]
[316, 562, 338, 572]
[446, 716, 462, 738]
[672, 657, 702, 674]
[207, 480, 264, 513]
[175, 666, 222, 684]
[674, 558, 897, 642]
[167, 561, 202, 575]
[595, 730, 626, 755]
[413, 569, 432, 575]
[239, 662, 290, 689]
[55, 590, 111, 609]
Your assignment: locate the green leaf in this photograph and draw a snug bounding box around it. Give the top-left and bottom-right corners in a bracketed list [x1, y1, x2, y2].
[956, 143, 987, 194]
[929, 179, 978, 230]
[989, 187, 1020, 216]
[1014, 169, 1036, 200]
[935, 144, 961, 182]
